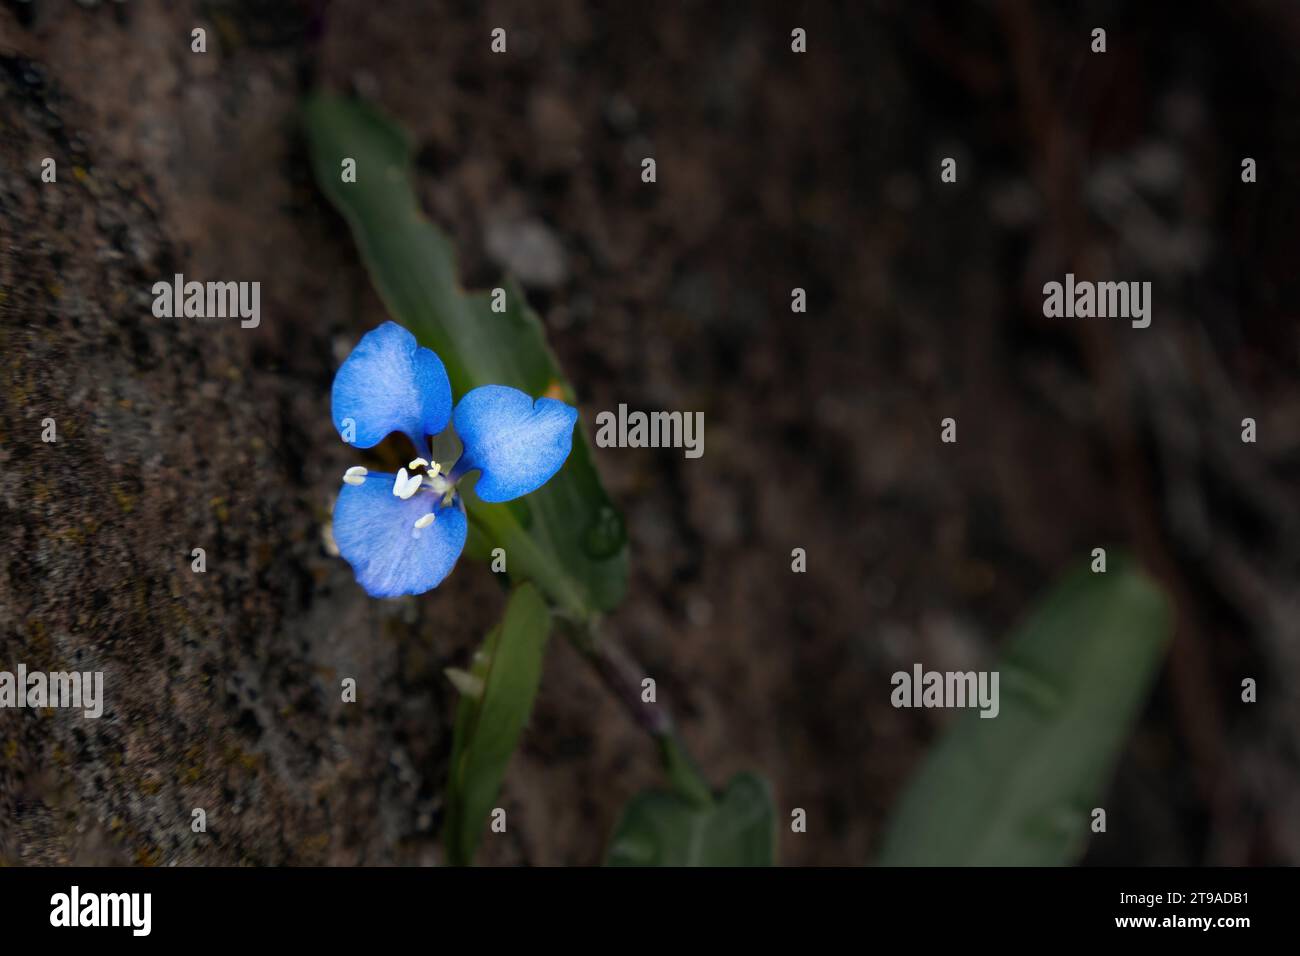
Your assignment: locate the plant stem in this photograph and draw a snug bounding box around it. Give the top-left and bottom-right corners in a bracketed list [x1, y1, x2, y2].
[563, 620, 713, 806]
[574, 624, 672, 737]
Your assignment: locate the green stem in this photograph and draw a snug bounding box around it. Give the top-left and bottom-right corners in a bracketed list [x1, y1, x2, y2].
[466, 505, 589, 617]
[563, 620, 713, 807]
[657, 734, 714, 808]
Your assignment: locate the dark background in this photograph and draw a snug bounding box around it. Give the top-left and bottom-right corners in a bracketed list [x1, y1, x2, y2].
[1, 0, 1297, 865]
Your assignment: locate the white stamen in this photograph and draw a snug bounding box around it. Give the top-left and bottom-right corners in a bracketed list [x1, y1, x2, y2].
[345, 466, 368, 478]
[427, 461, 442, 478]
[414, 512, 436, 530]
[394, 468, 422, 500]
[426, 474, 451, 495]
[343, 474, 365, 486]
[408, 457, 429, 471]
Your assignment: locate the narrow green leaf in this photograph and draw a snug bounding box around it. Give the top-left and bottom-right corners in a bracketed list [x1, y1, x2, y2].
[442, 583, 552, 865]
[877, 558, 1171, 866]
[303, 93, 627, 618]
[606, 773, 777, 866]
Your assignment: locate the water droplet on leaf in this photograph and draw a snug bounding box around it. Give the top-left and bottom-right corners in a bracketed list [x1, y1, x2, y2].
[583, 505, 625, 559]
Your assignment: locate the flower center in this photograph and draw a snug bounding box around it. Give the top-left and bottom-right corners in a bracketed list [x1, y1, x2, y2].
[340, 459, 459, 533]
[395, 457, 454, 502]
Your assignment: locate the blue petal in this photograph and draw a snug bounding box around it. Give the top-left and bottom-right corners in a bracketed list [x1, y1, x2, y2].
[453, 385, 579, 503]
[331, 322, 453, 452]
[332, 472, 467, 597]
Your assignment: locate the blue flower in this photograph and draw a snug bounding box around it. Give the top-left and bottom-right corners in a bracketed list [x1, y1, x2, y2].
[330, 321, 578, 598]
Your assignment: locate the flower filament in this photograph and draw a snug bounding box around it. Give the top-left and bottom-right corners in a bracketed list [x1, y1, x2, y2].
[340, 458, 459, 532]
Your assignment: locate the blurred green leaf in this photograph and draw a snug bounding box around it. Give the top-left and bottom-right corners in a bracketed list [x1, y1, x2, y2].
[606, 773, 776, 866]
[442, 582, 552, 866]
[303, 93, 627, 618]
[877, 558, 1171, 866]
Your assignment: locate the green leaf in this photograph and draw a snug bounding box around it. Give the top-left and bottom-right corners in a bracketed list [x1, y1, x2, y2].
[877, 558, 1171, 866]
[303, 93, 627, 618]
[606, 773, 777, 866]
[442, 583, 552, 866]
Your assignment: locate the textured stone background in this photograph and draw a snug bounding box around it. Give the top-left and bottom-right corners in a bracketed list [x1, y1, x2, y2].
[1, 0, 1298, 865]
